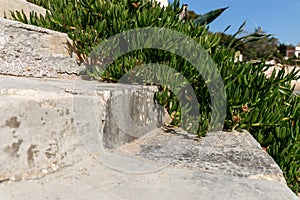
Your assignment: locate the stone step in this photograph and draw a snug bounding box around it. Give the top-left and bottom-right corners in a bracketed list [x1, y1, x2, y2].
[112, 128, 287, 183]
[0, 75, 164, 183]
[0, 128, 298, 200]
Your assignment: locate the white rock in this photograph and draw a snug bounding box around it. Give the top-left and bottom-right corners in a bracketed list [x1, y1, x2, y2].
[155, 0, 168, 8]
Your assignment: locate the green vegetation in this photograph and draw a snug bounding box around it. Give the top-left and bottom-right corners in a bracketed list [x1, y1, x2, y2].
[11, 0, 300, 194]
[218, 26, 300, 66]
[193, 7, 228, 27]
[218, 26, 278, 62]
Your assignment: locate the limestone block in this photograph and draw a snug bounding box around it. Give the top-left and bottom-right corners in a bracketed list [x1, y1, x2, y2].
[0, 76, 164, 182]
[1, 131, 299, 200]
[0, 0, 46, 19]
[0, 18, 84, 78]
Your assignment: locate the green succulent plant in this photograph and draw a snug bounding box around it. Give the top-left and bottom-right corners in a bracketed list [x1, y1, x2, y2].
[193, 6, 228, 26]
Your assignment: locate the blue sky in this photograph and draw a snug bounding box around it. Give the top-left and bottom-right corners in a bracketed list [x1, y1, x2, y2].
[171, 0, 300, 46]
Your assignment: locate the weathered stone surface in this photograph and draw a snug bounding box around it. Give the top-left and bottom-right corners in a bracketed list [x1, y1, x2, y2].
[0, 0, 46, 19]
[0, 76, 298, 199]
[0, 156, 298, 200]
[0, 18, 84, 78]
[114, 128, 286, 183]
[0, 75, 164, 182]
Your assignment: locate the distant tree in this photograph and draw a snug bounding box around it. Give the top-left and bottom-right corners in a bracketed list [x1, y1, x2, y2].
[278, 43, 287, 57]
[217, 26, 279, 61]
[187, 10, 200, 20]
[241, 28, 279, 61]
[217, 32, 236, 47]
[277, 43, 295, 58]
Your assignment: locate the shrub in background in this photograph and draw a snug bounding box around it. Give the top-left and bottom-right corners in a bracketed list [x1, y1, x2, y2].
[10, 0, 300, 194]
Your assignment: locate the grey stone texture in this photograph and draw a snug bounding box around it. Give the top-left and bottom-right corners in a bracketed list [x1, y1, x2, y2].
[114, 128, 286, 183]
[0, 18, 84, 78]
[1, 76, 297, 199]
[0, 129, 298, 200]
[0, 75, 163, 183]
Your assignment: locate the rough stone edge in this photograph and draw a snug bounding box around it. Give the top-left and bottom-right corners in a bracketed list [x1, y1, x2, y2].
[0, 17, 85, 78]
[0, 76, 165, 184]
[0, 17, 76, 55]
[0, 18, 65, 38]
[0, 0, 46, 19]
